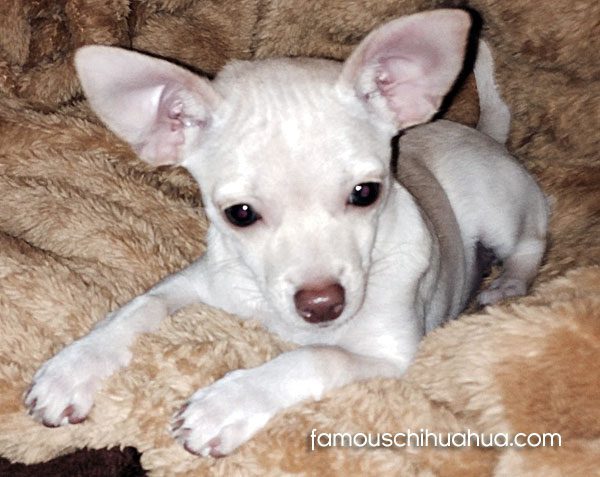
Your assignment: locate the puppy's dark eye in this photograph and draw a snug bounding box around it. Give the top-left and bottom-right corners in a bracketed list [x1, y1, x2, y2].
[224, 203, 261, 227]
[348, 182, 380, 207]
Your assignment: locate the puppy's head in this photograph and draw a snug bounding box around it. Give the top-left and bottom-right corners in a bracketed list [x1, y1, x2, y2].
[75, 9, 470, 329]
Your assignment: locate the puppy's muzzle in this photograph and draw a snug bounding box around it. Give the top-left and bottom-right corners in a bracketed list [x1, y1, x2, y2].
[294, 283, 345, 323]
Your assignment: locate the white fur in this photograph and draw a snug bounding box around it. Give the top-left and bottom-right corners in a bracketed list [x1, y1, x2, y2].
[25, 10, 547, 457]
[474, 40, 511, 143]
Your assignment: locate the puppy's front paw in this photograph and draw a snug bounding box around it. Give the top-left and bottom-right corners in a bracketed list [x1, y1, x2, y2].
[171, 370, 276, 457]
[478, 276, 527, 306]
[24, 339, 130, 427]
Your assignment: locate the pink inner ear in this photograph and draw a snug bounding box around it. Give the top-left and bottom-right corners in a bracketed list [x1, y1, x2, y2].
[135, 91, 186, 166]
[135, 130, 185, 167]
[113, 79, 213, 166]
[340, 10, 471, 129]
[132, 81, 215, 166]
[375, 56, 427, 92]
[374, 56, 444, 127]
[75, 46, 221, 167]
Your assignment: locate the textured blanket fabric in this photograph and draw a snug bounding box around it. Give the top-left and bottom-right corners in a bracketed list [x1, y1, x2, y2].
[0, 1, 598, 476]
[0, 447, 146, 477]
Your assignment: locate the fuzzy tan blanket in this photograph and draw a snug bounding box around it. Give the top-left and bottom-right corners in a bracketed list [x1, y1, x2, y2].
[1, 0, 599, 475]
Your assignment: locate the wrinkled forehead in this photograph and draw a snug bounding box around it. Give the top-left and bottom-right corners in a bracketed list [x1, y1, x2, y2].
[213, 58, 348, 145]
[213, 57, 343, 110]
[206, 58, 390, 173]
[187, 58, 394, 211]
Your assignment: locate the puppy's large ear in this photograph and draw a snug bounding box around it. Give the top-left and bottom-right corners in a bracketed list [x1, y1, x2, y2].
[75, 46, 221, 166]
[338, 9, 471, 130]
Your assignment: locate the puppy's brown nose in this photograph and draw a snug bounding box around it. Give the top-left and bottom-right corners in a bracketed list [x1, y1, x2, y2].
[294, 283, 345, 323]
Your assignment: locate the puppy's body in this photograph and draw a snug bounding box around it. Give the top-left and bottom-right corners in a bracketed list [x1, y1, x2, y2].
[25, 10, 547, 457]
[399, 120, 547, 317]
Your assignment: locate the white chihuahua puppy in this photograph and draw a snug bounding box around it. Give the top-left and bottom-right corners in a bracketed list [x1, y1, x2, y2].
[25, 10, 547, 457]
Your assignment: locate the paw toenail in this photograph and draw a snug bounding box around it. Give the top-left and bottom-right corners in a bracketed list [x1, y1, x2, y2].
[171, 418, 184, 432]
[183, 441, 202, 456]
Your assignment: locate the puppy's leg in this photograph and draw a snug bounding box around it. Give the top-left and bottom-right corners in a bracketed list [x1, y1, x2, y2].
[171, 346, 404, 457]
[25, 262, 207, 427]
[478, 238, 545, 306]
[478, 206, 547, 306]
